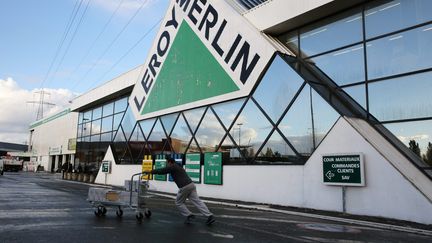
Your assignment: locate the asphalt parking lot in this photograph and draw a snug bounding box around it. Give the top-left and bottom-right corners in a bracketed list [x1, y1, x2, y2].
[0, 172, 431, 243]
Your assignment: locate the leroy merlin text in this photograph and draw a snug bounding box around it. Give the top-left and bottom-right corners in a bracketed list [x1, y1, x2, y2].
[134, 0, 262, 111]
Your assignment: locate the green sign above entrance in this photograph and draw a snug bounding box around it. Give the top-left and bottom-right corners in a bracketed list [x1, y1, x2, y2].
[323, 154, 365, 186]
[204, 152, 222, 185]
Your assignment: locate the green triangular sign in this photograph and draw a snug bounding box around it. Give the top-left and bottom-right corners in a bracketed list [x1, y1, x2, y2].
[141, 21, 239, 115]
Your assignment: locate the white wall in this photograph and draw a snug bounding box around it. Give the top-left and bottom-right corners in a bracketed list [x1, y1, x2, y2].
[31, 111, 78, 167]
[97, 118, 432, 224]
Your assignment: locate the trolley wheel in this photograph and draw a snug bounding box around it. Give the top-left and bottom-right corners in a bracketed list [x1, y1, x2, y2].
[136, 212, 144, 221]
[144, 210, 152, 218]
[94, 208, 103, 217]
[101, 206, 107, 215]
[116, 208, 123, 218]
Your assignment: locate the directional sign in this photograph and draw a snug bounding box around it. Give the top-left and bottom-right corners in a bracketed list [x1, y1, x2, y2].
[323, 154, 365, 186]
[101, 161, 111, 174]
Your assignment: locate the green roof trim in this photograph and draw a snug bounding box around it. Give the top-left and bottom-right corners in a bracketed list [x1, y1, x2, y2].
[29, 108, 71, 129]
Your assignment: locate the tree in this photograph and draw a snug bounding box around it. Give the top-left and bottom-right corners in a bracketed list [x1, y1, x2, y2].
[264, 147, 274, 157]
[422, 142, 432, 166]
[408, 140, 421, 157]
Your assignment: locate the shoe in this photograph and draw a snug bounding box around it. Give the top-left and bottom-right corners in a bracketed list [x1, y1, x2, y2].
[184, 214, 195, 224]
[206, 215, 215, 225]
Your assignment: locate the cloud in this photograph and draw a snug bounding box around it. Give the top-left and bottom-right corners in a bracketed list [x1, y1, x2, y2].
[397, 134, 429, 143]
[0, 77, 76, 144]
[92, 0, 159, 16]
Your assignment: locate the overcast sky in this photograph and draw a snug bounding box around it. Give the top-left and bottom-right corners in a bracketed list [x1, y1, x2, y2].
[0, 0, 169, 144]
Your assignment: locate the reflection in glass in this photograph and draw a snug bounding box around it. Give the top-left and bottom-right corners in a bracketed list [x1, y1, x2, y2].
[256, 130, 298, 164]
[78, 113, 83, 124]
[139, 118, 156, 138]
[91, 119, 101, 135]
[219, 135, 243, 164]
[114, 97, 128, 113]
[170, 115, 193, 154]
[147, 119, 168, 154]
[113, 113, 124, 132]
[100, 132, 112, 142]
[120, 108, 136, 140]
[230, 100, 273, 159]
[279, 86, 313, 155]
[92, 107, 102, 120]
[367, 24, 432, 79]
[160, 113, 179, 136]
[343, 84, 366, 109]
[186, 138, 201, 153]
[195, 109, 226, 152]
[369, 72, 432, 121]
[300, 8, 363, 57]
[103, 102, 114, 117]
[384, 119, 432, 160]
[112, 127, 132, 164]
[77, 124, 83, 138]
[365, 0, 432, 38]
[129, 124, 147, 164]
[253, 56, 304, 122]
[90, 134, 100, 142]
[101, 116, 113, 133]
[211, 98, 245, 129]
[183, 107, 206, 134]
[311, 89, 340, 146]
[310, 44, 365, 85]
[83, 110, 92, 121]
[83, 122, 91, 136]
[278, 31, 299, 55]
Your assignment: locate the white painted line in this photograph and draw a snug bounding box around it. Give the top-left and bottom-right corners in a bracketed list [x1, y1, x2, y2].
[148, 192, 432, 236]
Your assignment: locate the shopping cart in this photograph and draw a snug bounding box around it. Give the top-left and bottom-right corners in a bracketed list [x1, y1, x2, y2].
[87, 172, 151, 221]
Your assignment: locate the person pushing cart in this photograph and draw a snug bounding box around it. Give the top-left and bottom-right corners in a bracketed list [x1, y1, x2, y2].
[148, 157, 216, 225]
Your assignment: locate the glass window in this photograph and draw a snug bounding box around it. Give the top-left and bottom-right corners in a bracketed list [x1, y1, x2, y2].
[367, 24, 432, 79]
[278, 31, 299, 55]
[300, 8, 363, 57]
[147, 119, 168, 154]
[229, 99, 273, 159]
[211, 99, 245, 129]
[92, 107, 102, 120]
[256, 130, 299, 164]
[77, 124, 83, 138]
[113, 113, 124, 132]
[195, 109, 226, 153]
[121, 108, 136, 141]
[279, 86, 313, 155]
[91, 134, 100, 142]
[100, 132, 112, 142]
[139, 118, 156, 138]
[219, 135, 244, 163]
[83, 122, 91, 136]
[78, 113, 83, 124]
[129, 124, 147, 163]
[365, 0, 432, 38]
[183, 107, 206, 134]
[311, 89, 340, 147]
[91, 119, 101, 135]
[101, 116, 113, 133]
[114, 97, 128, 113]
[186, 138, 201, 153]
[160, 113, 179, 136]
[343, 84, 366, 109]
[103, 102, 114, 117]
[384, 119, 432, 161]
[170, 115, 193, 154]
[83, 110, 92, 122]
[309, 44, 365, 86]
[253, 56, 304, 122]
[369, 71, 432, 121]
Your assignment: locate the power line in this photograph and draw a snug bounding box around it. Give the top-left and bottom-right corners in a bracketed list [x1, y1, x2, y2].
[39, 0, 84, 89]
[45, 0, 92, 88]
[88, 17, 163, 90]
[72, 0, 150, 90]
[26, 90, 55, 121]
[65, 0, 125, 86]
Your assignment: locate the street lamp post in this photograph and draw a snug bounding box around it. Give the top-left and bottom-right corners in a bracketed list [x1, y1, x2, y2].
[237, 123, 243, 147]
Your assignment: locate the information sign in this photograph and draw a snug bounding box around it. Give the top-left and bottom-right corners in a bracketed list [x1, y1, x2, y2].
[204, 152, 222, 185]
[142, 155, 153, 180]
[101, 160, 111, 174]
[323, 154, 365, 186]
[154, 155, 167, 181]
[185, 153, 201, 183]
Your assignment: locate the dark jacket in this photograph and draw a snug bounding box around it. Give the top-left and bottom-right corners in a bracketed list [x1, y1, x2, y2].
[151, 163, 192, 188]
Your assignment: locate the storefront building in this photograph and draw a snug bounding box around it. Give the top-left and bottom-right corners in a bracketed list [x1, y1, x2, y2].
[30, 0, 432, 224]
